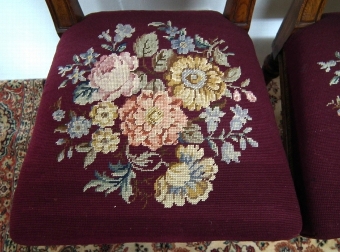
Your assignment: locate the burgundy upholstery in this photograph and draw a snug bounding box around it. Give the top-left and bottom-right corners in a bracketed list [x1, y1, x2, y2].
[10, 11, 301, 245]
[283, 13, 340, 238]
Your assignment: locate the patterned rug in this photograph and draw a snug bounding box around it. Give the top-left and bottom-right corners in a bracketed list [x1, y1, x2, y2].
[0, 79, 339, 252]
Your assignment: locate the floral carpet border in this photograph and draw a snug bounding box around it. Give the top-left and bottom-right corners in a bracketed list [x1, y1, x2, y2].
[1, 79, 339, 252]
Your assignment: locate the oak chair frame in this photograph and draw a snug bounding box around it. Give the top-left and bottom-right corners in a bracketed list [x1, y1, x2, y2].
[262, 0, 328, 174]
[45, 0, 257, 37]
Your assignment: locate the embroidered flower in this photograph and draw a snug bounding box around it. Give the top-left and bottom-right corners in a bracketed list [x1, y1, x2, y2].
[155, 145, 218, 208]
[233, 89, 241, 102]
[91, 128, 120, 154]
[165, 26, 179, 37]
[244, 91, 257, 102]
[114, 24, 135, 42]
[89, 101, 118, 127]
[199, 106, 226, 133]
[52, 109, 65, 121]
[179, 123, 204, 144]
[88, 52, 139, 101]
[67, 116, 91, 138]
[221, 142, 241, 164]
[119, 90, 188, 151]
[166, 56, 225, 111]
[171, 35, 195, 54]
[80, 47, 100, 65]
[67, 67, 86, 84]
[230, 105, 252, 131]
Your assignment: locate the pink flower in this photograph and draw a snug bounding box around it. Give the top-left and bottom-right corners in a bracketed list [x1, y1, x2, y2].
[119, 90, 188, 151]
[88, 52, 139, 101]
[233, 90, 241, 102]
[245, 91, 257, 102]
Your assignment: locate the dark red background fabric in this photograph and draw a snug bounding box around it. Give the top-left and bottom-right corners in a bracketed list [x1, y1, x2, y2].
[10, 11, 301, 245]
[284, 13, 340, 239]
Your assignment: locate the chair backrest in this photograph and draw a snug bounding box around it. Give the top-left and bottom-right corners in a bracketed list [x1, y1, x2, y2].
[271, 0, 327, 58]
[46, 0, 256, 37]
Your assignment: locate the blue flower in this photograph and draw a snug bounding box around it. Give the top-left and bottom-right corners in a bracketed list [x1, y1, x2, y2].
[67, 67, 86, 84]
[114, 24, 135, 42]
[52, 109, 65, 121]
[230, 105, 252, 131]
[171, 35, 195, 54]
[80, 48, 100, 65]
[165, 26, 179, 37]
[67, 116, 91, 139]
[221, 142, 241, 164]
[199, 106, 226, 133]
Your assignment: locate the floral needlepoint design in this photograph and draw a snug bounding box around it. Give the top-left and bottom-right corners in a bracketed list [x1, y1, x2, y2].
[119, 90, 188, 151]
[89, 101, 118, 127]
[53, 21, 259, 208]
[318, 51, 340, 116]
[155, 145, 218, 208]
[88, 52, 139, 102]
[166, 56, 225, 111]
[91, 128, 120, 154]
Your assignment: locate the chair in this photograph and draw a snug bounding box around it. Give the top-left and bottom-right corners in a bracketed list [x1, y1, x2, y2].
[263, 0, 340, 239]
[10, 0, 301, 245]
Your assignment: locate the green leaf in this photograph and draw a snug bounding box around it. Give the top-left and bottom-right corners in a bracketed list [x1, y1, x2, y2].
[58, 79, 68, 89]
[73, 54, 80, 63]
[84, 148, 96, 169]
[57, 149, 65, 162]
[224, 67, 241, 83]
[152, 49, 175, 72]
[335, 51, 340, 59]
[133, 32, 159, 58]
[120, 170, 136, 203]
[73, 82, 98, 105]
[243, 127, 252, 134]
[208, 140, 219, 156]
[148, 22, 165, 27]
[330, 76, 340, 85]
[101, 44, 114, 51]
[194, 34, 210, 49]
[213, 47, 230, 67]
[241, 79, 250, 87]
[116, 43, 127, 52]
[246, 137, 259, 147]
[75, 142, 92, 153]
[240, 137, 247, 150]
[130, 151, 160, 168]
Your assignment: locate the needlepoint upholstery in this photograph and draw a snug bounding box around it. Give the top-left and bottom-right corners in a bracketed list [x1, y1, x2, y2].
[10, 11, 301, 245]
[283, 13, 340, 238]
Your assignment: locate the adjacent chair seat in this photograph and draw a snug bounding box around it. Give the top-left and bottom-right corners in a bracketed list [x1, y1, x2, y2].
[282, 12, 340, 238]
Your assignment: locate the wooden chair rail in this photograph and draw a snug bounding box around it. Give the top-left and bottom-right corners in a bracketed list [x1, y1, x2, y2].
[46, 0, 84, 37]
[223, 0, 256, 31]
[272, 0, 327, 59]
[46, 0, 256, 37]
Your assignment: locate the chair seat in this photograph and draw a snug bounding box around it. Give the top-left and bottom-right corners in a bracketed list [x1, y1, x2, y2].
[283, 13, 340, 238]
[10, 10, 301, 245]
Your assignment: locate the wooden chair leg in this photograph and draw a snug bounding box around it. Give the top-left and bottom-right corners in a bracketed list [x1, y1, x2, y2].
[262, 53, 279, 84]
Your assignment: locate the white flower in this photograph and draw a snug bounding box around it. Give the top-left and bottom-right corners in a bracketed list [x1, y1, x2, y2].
[67, 116, 91, 139]
[199, 106, 226, 133]
[52, 109, 65, 121]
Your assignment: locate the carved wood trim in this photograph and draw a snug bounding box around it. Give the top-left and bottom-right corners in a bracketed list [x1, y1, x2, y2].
[271, 0, 327, 58]
[223, 0, 256, 32]
[45, 0, 84, 37]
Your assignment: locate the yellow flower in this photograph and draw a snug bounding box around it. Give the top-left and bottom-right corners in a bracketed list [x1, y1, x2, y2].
[89, 101, 118, 127]
[91, 128, 120, 154]
[155, 145, 218, 208]
[165, 56, 225, 111]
